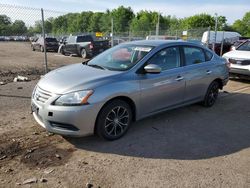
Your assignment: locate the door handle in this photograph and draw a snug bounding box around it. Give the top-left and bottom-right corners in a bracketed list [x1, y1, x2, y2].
[175, 76, 184, 81]
[206, 70, 212, 74]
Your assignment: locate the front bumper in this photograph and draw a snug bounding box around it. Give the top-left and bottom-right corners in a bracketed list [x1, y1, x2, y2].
[31, 97, 102, 137]
[230, 68, 250, 76]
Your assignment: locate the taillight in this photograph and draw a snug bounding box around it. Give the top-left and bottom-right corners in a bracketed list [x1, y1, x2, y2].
[89, 43, 93, 49]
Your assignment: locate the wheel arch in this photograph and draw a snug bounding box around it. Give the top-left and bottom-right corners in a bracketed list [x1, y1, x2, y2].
[213, 78, 223, 89]
[94, 96, 137, 134]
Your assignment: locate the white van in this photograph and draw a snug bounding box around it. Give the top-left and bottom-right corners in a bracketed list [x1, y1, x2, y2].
[202, 31, 241, 44]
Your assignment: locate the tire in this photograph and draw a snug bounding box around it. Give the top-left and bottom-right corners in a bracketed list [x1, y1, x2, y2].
[31, 45, 35, 51]
[96, 100, 132, 140]
[80, 48, 87, 59]
[40, 46, 44, 52]
[202, 81, 220, 107]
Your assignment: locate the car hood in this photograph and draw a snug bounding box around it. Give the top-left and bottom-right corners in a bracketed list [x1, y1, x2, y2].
[223, 50, 250, 60]
[38, 63, 122, 94]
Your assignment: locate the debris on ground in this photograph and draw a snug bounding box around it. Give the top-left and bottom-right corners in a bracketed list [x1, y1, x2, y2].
[40, 178, 48, 183]
[17, 87, 23, 89]
[13, 75, 29, 82]
[23, 177, 37, 185]
[5, 168, 13, 173]
[0, 81, 6, 85]
[55, 154, 61, 159]
[86, 182, 93, 188]
[44, 169, 54, 174]
[46, 132, 54, 137]
[0, 155, 7, 160]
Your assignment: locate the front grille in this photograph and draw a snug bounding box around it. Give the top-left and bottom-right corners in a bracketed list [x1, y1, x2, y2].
[229, 58, 250, 65]
[34, 87, 52, 103]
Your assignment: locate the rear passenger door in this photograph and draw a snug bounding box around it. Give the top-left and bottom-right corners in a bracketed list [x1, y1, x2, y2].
[182, 46, 215, 102]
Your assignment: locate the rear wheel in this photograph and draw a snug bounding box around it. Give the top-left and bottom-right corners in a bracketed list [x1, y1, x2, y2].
[96, 100, 132, 140]
[202, 81, 220, 107]
[81, 48, 87, 59]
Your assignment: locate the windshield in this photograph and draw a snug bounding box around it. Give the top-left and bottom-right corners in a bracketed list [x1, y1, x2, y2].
[237, 41, 250, 51]
[88, 44, 153, 71]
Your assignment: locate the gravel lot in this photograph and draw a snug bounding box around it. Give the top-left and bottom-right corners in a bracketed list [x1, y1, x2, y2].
[0, 42, 249, 187]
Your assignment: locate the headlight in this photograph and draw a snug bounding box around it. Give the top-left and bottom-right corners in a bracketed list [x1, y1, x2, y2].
[54, 90, 93, 106]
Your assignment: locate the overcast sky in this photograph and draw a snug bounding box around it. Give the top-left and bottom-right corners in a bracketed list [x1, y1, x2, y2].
[1, 0, 250, 24]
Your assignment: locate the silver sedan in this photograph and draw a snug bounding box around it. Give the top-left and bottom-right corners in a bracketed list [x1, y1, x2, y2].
[31, 40, 229, 140]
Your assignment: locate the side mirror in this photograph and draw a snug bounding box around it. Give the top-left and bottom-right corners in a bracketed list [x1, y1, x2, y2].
[144, 64, 162, 74]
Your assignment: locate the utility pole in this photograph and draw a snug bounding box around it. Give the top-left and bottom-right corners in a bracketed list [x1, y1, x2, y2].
[156, 12, 160, 38]
[213, 13, 218, 51]
[41, 8, 48, 73]
[111, 18, 114, 47]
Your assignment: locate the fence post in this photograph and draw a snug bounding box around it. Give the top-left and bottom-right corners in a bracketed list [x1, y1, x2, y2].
[41, 8, 48, 73]
[207, 26, 211, 47]
[111, 18, 114, 47]
[220, 31, 225, 56]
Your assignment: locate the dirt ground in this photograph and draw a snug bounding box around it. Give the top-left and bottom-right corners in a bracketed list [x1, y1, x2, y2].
[0, 42, 83, 83]
[0, 42, 250, 188]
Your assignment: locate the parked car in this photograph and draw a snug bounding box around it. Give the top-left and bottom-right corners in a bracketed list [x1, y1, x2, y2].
[60, 35, 109, 58]
[109, 38, 126, 47]
[31, 37, 59, 52]
[31, 40, 229, 140]
[230, 39, 248, 51]
[202, 31, 241, 55]
[223, 40, 250, 77]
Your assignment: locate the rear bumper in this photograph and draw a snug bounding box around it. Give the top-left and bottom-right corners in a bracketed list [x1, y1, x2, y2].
[46, 46, 59, 51]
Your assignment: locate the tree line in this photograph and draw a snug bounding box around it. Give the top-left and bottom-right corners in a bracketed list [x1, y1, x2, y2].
[0, 6, 249, 37]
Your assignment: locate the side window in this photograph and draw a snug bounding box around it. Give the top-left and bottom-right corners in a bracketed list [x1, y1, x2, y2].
[205, 50, 213, 61]
[68, 36, 74, 43]
[183, 47, 205, 65]
[147, 47, 180, 71]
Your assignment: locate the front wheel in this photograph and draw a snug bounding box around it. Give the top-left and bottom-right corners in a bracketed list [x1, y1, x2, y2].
[96, 100, 132, 140]
[202, 81, 220, 107]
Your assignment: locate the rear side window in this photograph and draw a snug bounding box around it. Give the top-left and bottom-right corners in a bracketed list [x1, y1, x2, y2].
[183, 47, 205, 65]
[46, 38, 57, 42]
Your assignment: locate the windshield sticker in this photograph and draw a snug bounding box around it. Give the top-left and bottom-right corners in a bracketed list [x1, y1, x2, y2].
[134, 47, 152, 52]
[120, 64, 128, 68]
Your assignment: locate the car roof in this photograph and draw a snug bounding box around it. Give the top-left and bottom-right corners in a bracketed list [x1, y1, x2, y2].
[123, 40, 204, 47]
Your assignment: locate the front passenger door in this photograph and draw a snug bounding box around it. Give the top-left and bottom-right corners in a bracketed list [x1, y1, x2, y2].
[139, 46, 185, 116]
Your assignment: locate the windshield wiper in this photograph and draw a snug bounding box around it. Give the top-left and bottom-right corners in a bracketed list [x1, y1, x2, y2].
[87, 64, 106, 70]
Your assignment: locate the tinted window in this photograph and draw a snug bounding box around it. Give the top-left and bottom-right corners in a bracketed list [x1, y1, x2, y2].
[237, 41, 250, 51]
[46, 38, 57, 42]
[77, 36, 93, 42]
[184, 47, 205, 65]
[147, 47, 180, 71]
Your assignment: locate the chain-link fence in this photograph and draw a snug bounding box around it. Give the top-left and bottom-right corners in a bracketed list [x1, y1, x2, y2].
[0, 3, 241, 80]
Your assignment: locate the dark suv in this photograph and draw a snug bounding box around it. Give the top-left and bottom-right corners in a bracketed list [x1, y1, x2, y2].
[31, 37, 59, 52]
